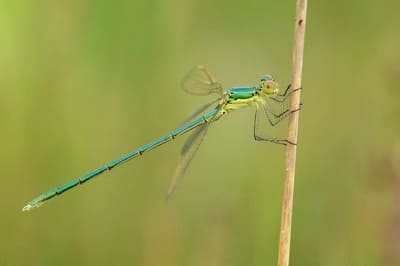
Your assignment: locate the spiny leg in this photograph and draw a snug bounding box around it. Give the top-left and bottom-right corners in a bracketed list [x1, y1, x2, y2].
[262, 103, 292, 126]
[279, 84, 292, 97]
[254, 107, 294, 145]
[263, 100, 291, 121]
[264, 102, 303, 125]
[270, 85, 302, 103]
[253, 105, 301, 145]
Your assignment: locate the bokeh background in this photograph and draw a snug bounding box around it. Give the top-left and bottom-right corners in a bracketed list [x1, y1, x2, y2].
[1, 0, 400, 265]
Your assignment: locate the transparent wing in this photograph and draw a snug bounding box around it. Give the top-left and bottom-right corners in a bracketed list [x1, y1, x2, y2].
[166, 112, 218, 198]
[182, 65, 224, 96]
[180, 98, 220, 126]
[181, 124, 206, 155]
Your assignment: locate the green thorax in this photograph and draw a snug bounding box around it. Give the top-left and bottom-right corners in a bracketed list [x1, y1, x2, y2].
[228, 87, 257, 101]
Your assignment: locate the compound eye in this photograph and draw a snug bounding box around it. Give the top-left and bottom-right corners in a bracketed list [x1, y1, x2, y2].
[262, 80, 272, 89]
[260, 75, 272, 82]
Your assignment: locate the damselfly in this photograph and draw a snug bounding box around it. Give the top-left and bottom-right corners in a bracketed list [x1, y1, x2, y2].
[23, 66, 299, 211]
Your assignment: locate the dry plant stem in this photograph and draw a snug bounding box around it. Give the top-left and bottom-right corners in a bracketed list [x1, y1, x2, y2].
[277, 0, 307, 265]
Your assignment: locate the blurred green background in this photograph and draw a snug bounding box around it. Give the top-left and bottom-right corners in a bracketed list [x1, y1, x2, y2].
[2, 0, 400, 265]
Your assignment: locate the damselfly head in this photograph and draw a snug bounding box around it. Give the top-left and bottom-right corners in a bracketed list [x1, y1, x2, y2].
[260, 75, 279, 95]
